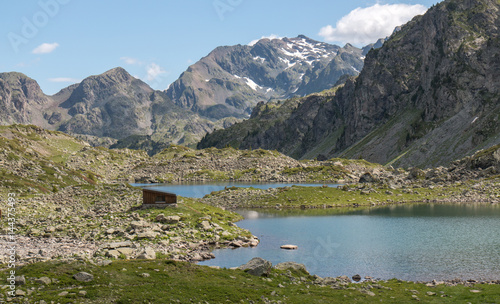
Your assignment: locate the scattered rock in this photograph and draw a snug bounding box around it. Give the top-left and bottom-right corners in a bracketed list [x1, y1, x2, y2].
[238, 257, 272, 277]
[117, 247, 134, 257]
[73, 272, 94, 282]
[136, 231, 159, 239]
[274, 262, 309, 274]
[197, 220, 212, 231]
[359, 289, 376, 296]
[137, 247, 156, 259]
[359, 172, 378, 183]
[35, 277, 51, 285]
[105, 241, 132, 249]
[130, 221, 149, 229]
[15, 275, 26, 285]
[106, 250, 120, 259]
[280, 244, 298, 250]
[352, 274, 362, 282]
[15, 289, 26, 296]
[165, 216, 181, 224]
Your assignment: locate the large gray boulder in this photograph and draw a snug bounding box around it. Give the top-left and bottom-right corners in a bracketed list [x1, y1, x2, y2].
[73, 272, 94, 282]
[238, 257, 272, 277]
[274, 262, 309, 274]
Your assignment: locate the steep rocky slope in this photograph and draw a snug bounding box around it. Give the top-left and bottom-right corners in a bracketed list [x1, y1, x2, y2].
[199, 0, 500, 168]
[166, 35, 364, 119]
[0, 72, 55, 127]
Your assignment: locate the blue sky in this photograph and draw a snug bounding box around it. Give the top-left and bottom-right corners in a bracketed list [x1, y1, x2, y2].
[1, 0, 440, 95]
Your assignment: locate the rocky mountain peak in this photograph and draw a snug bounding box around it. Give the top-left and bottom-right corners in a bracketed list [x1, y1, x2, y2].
[166, 35, 363, 119]
[0, 72, 52, 126]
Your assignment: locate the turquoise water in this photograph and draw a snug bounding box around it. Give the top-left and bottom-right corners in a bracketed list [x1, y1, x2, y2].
[131, 182, 340, 198]
[199, 204, 500, 281]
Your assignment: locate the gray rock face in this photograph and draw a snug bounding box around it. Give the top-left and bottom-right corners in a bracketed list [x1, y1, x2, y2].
[0, 72, 52, 126]
[199, 0, 500, 168]
[238, 257, 272, 277]
[167, 35, 364, 119]
[73, 272, 94, 282]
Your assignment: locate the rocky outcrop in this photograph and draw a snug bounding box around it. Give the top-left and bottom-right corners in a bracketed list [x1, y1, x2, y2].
[0, 72, 54, 127]
[198, 0, 500, 168]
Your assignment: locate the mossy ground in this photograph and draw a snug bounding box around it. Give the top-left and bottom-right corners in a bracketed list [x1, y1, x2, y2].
[203, 182, 469, 209]
[3, 260, 500, 303]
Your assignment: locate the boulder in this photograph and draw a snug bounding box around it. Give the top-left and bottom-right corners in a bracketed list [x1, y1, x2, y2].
[15, 289, 26, 296]
[238, 257, 272, 277]
[352, 274, 362, 282]
[73, 272, 94, 282]
[15, 275, 26, 285]
[359, 172, 377, 183]
[197, 221, 212, 231]
[274, 262, 309, 274]
[167, 216, 181, 224]
[117, 247, 134, 257]
[137, 247, 156, 259]
[35, 277, 51, 285]
[130, 221, 149, 229]
[105, 241, 132, 249]
[106, 250, 120, 259]
[136, 231, 158, 239]
[280, 245, 298, 250]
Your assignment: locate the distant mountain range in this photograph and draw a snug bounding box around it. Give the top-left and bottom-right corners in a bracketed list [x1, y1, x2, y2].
[166, 35, 367, 119]
[1, 35, 369, 154]
[0, 68, 233, 153]
[198, 0, 500, 168]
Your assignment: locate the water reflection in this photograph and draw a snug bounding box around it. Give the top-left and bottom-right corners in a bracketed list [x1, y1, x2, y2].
[200, 203, 500, 281]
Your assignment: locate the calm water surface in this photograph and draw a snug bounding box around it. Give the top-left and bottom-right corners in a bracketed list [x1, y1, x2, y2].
[199, 204, 500, 281]
[131, 182, 340, 198]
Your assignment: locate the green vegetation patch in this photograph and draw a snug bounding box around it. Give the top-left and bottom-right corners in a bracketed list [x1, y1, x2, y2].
[4, 260, 500, 303]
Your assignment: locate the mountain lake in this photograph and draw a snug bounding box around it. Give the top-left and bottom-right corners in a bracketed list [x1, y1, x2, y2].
[133, 182, 500, 281]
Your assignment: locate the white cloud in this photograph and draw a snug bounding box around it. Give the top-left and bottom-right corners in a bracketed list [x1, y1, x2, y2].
[249, 34, 282, 46]
[146, 63, 166, 81]
[48, 77, 81, 83]
[120, 56, 141, 65]
[32, 42, 59, 54]
[318, 4, 427, 45]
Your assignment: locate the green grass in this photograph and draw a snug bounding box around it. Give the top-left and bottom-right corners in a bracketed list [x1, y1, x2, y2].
[204, 183, 465, 209]
[280, 165, 349, 181]
[4, 259, 500, 303]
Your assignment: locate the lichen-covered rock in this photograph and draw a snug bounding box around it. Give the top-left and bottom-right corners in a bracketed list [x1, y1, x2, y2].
[73, 272, 94, 282]
[238, 257, 272, 277]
